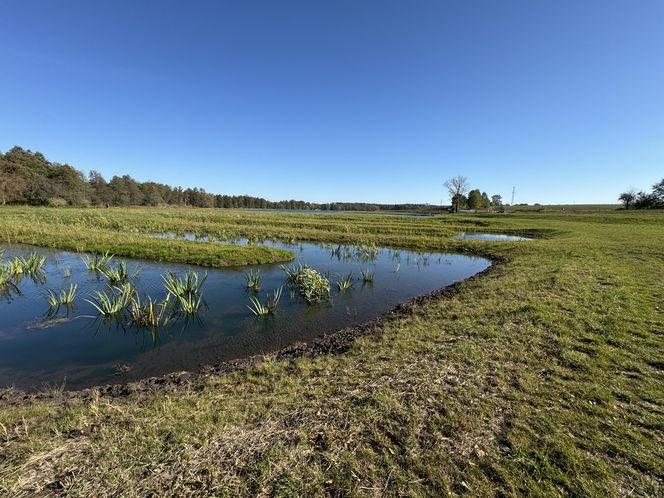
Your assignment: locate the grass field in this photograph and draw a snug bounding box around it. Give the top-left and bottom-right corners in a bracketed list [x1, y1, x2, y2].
[0, 207, 663, 496]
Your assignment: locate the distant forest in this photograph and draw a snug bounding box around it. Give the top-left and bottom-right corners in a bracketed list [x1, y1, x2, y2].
[0, 147, 441, 211]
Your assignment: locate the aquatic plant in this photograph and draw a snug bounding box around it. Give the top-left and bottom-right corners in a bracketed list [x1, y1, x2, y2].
[0, 265, 14, 286]
[244, 269, 261, 292]
[7, 258, 24, 276]
[176, 292, 203, 314]
[360, 269, 375, 283]
[46, 284, 78, 309]
[355, 243, 379, 262]
[99, 261, 139, 284]
[247, 286, 282, 316]
[281, 263, 308, 283]
[0, 264, 20, 300]
[18, 252, 47, 275]
[82, 252, 114, 272]
[337, 272, 355, 291]
[86, 285, 132, 316]
[282, 264, 330, 304]
[129, 294, 171, 328]
[164, 270, 207, 315]
[164, 270, 207, 298]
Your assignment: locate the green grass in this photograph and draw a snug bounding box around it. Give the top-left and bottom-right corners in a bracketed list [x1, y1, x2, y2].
[0, 206, 294, 267]
[0, 207, 663, 496]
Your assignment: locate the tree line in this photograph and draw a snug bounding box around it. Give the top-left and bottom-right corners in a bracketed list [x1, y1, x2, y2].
[0, 146, 442, 211]
[619, 180, 664, 210]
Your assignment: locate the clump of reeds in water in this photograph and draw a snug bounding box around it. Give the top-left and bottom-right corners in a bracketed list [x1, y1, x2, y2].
[86, 283, 134, 316]
[244, 269, 261, 292]
[247, 286, 282, 316]
[163, 270, 207, 315]
[99, 261, 140, 284]
[0, 264, 20, 299]
[360, 269, 375, 283]
[5, 252, 46, 277]
[337, 272, 355, 291]
[355, 243, 379, 262]
[82, 252, 114, 272]
[0, 251, 47, 295]
[129, 294, 171, 328]
[46, 284, 78, 312]
[281, 264, 330, 304]
[18, 252, 47, 275]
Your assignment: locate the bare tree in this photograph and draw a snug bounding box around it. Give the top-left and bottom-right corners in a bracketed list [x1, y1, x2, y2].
[444, 176, 469, 213]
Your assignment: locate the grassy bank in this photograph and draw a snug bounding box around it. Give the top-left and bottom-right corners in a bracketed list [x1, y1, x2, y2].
[0, 207, 294, 267]
[0, 207, 663, 496]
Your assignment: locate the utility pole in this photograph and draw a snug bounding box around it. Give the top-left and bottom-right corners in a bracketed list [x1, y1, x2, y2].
[511, 186, 515, 205]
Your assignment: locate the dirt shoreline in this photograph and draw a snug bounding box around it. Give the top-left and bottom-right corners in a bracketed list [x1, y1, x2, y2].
[0, 258, 504, 407]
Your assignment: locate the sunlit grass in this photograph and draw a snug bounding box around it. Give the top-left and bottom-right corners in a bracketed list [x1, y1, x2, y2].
[46, 283, 78, 310]
[82, 252, 114, 272]
[244, 269, 261, 292]
[337, 272, 355, 291]
[86, 284, 133, 316]
[99, 261, 140, 284]
[247, 286, 283, 317]
[129, 294, 172, 328]
[164, 270, 207, 315]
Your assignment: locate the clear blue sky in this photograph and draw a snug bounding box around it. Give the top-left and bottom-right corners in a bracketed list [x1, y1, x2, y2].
[1, 1, 662, 205]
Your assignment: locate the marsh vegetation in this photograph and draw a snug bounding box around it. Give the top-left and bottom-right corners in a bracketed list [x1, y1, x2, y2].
[0, 233, 489, 390]
[0, 207, 662, 497]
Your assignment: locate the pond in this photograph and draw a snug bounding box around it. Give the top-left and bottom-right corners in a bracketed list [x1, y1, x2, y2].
[0, 242, 490, 391]
[455, 232, 531, 241]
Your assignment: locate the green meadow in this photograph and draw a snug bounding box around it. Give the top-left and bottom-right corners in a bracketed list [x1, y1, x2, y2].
[0, 206, 663, 496]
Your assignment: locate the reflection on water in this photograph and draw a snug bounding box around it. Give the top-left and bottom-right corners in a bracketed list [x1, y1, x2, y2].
[454, 232, 531, 241]
[0, 240, 490, 391]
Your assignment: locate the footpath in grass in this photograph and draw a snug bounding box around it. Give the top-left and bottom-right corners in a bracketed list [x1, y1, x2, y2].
[0, 208, 662, 496]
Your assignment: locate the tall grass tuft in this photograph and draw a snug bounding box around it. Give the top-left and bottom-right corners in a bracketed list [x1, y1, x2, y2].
[82, 252, 114, 272]
[46, 284, 78, 310]
[164, 270, 207, 315]
[18, 252, 47, 275]
[129, 294, 171, 328]
[281, 264, 330, 304]
[247, 286, 282, 316]
[337, 272, 355, 291]
[86, 285, 133, 316]
[99, 261, 139, 284]
[281, 263, 308, 283]
[244, 269, 261, 292]
[360, 269, 375, 283]
[0, 264, 20, 299]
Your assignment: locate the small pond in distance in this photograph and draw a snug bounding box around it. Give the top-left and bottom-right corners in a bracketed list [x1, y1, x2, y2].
[455, 232, 531, 241]
[0, 241, 490, 391]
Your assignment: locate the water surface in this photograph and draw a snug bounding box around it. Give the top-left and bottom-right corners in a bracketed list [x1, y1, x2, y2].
[0, 241, 490, 391]
[455, 232, 531, 241]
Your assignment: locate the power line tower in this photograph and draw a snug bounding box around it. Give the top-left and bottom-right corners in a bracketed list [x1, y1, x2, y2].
[511, 186, 515, 205]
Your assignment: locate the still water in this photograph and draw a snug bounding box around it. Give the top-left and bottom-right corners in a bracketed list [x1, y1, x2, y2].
[455, 232, 531, 241]
[0, 241, 490, 391]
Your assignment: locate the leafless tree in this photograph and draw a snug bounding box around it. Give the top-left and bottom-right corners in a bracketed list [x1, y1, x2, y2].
[444, 176, 470, 213]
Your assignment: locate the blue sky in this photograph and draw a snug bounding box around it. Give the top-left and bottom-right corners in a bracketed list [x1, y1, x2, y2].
[1, 1, 662, 205]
